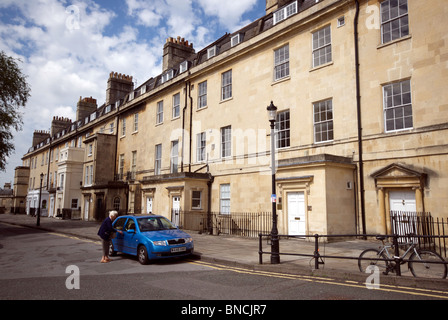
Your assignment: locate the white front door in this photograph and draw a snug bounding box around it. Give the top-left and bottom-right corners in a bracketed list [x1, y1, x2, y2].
[389, 191, 416, 212]
[389, 190, 417, 240]
[287, 192, 305, 236]
[146, 197, 153, 214]
[172, 196, 181, 226]
[49, 197, 55, 217]
[84, 198, 90, 221]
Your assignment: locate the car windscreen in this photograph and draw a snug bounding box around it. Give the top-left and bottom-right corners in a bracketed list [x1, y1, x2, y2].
[137, 217, 177, 232]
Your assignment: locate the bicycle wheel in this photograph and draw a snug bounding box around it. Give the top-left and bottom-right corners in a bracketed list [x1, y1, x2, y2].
[358, 249, 388, 273]
[409, 250, 447, 279]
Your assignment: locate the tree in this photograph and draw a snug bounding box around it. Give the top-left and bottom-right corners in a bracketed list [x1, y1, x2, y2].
[0, 51, 31, 171]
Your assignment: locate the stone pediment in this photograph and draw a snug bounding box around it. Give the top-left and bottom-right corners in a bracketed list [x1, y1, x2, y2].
[371, 163, 426, 188]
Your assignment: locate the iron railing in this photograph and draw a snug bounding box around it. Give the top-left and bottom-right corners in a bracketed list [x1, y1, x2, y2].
[173, 210, 272, 238]
[391, 211, 447, 257]
[258, 233, 448, 277]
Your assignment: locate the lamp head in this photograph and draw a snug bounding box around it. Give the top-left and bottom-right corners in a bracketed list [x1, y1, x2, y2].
[267, 101, 277, 122]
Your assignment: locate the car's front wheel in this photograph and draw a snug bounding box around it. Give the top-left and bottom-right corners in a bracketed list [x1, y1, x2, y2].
[138, 245, 149, 265]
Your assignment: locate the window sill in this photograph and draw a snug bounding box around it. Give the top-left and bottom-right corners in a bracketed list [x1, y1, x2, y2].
[377, 35, 412, 50]
[309, 61, 333, 73]
[220, 97, 233, 104]
[271, 76, 290, 86]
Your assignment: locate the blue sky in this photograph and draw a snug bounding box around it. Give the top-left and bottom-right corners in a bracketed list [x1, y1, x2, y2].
[0, 0, 266, 186]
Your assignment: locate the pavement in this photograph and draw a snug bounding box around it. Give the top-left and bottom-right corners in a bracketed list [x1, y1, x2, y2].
[1, 213, 447, 291]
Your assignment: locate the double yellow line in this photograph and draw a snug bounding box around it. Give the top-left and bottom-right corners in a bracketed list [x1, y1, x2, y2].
[188, 260, 448, 299]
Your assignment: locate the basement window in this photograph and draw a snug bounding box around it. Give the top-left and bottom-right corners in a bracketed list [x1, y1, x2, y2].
[273, 1, 298, 25]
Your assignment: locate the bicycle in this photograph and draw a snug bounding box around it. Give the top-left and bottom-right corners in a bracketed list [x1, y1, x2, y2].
[358, 234, 447, 279]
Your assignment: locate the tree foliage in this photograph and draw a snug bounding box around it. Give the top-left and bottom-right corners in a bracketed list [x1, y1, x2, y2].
[0, 51, 31, 171]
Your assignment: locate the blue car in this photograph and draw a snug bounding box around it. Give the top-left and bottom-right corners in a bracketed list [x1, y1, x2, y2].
[108, 215, 194, 264]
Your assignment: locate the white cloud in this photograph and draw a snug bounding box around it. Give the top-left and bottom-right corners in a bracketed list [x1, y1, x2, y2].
[196, 0, 258, 32]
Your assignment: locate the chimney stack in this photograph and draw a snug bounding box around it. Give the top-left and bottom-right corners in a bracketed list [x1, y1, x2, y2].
[266, 0, 292, 14]
[77, 96, 97, 121]
[163, 36, 195, 72]
[106, 72, 134, 106]
[32, 130, 50, 146]
[51, 116, 72, 136]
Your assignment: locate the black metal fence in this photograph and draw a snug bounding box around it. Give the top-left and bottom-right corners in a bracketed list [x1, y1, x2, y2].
[258, 233, 448, 277]
[172, 210, 272, 238]
[391, 211, 447, 257]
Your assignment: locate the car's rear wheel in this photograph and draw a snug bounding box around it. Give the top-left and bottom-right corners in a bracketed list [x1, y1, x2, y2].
[138, 245, 149, 265]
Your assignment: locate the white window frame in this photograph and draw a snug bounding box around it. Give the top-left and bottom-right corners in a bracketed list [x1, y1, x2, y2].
[191, 190, 202, 210]
[383, 80, 413, 132]
[313, 99, 334, 143]
[207, 46, 216, 59]
[196, 132, 206, 162]
[155, 144, 162, 175]
[170, 140, 179, 173]
[275, 110, 290, 149]
[273, 1, 298, 25]
[121, 118, 126, 136]
[221, 126, 231, 158]
[221, 70, 232, 101]
[198, 81, 207, 109]
[231, 34, 243, 47]
[172, 93, 180, 119]
[133, 113, 139, 132]
[180, 61, 188, 73]
[220, 184, 231, 214]
[312, 25, 332, 68]
[156, 101, 164, 124]
[381, 0, 409, 44]
[274, 44, 290, 81]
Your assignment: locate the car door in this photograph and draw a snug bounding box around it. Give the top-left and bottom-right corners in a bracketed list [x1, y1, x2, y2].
[113, 217, 127, 252]
[123, 218, 138, 254]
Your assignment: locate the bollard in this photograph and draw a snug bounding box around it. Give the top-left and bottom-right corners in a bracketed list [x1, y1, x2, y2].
[314, 234, 320, 270]
[392, 234, 401, 276]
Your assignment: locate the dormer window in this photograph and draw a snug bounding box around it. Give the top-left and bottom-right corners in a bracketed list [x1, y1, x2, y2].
[129, 91, 135, 100]
[161, 69, 174, 84]
[231, 34, 243, 47]
[180, 61, 189, 73]
[140, 85, 146, 95]
[105, 105, 111, 113]
[90, 112, 96, 121]
[273, 1, 298, 25]
[207, 46, 217, 59]
[115, 100, 120, 109]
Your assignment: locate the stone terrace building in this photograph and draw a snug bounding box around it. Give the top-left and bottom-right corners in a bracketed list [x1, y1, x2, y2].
[18, 0, 448, 238]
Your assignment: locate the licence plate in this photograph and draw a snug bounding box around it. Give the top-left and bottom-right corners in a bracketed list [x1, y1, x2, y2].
[171, 247, 186, 253]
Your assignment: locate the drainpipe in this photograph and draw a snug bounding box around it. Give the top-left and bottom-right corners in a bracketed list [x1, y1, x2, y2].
[354, 0, 366, 235]
[181, 81, 188, 172]
[188, 80, 193, 173]
[207, 174, 214, 235]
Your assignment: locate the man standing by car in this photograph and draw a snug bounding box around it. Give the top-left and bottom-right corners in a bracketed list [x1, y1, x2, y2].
[98, 211, 122, 263]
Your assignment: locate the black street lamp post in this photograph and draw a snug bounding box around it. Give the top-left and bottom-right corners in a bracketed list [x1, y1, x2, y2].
[267, 101, 280, 264]
[37, 173, 43, 227]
